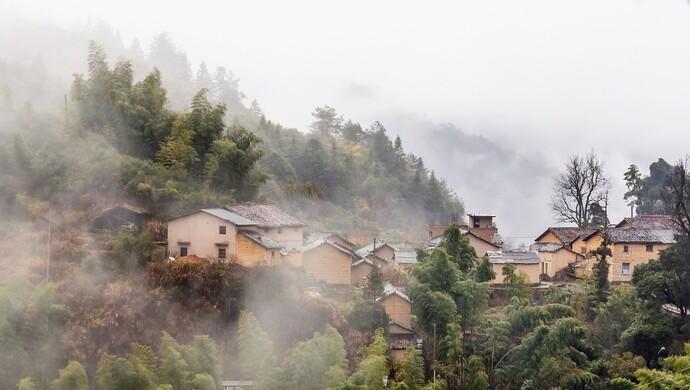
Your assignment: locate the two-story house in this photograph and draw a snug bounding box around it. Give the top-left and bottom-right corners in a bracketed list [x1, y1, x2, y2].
[534, 215, 677, 282]
[166, 204, 304, 267]
[425, 214, 502, 257]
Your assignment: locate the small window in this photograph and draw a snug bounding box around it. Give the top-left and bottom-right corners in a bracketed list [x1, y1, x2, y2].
[219, 225, 226, 235]
[580, 246, 587, 254]
[473, 219, 480, 228]
[218, 248, 226, 259]
[623, 245, 629, 253]
[646, 244, 653, 252]
[180, 247, 188, 257]
[622, 263, 630, 275]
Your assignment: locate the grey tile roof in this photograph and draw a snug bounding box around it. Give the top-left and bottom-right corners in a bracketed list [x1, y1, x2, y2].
[531, 242, 567, 253]
[225, 203, 305, 228]
[304, 238, 361, 259]
[377, 283, 411, 303]
[537, 227, 597, 245]
[394, 251, 418, 264]
[356, 241, 397, 257]
[616, 215, 677, 230]
[606, 228, 676, 244]
[200, 208, 256, 226]
[239, 231, 284, 249]
[488, 250, 542, 264]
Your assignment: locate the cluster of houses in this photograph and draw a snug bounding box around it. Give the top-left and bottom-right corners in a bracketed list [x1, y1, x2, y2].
[86, 202, 679, 390]
[102, 203, 673, 372]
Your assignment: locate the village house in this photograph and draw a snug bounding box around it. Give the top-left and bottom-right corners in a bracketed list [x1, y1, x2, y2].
[393, 250, 418, 270]
[166, 204, 304, 267]
[530, 243, 585, 279]
[356, 239, 400, 280]
[303, 235, 361, 285]
[579, 227, 674, 282]
[377, 284, 416, 363]
[534, 227, 598, 254]
[487, 250, 542, 284]
[425, 214, 502, 257]
[356, 240, 397, 262]
[350, 258, 377, 286]
[534, 215, 677, 283]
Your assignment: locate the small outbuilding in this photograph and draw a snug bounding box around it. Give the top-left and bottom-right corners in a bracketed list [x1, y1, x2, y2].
[92, 204, 150, 231]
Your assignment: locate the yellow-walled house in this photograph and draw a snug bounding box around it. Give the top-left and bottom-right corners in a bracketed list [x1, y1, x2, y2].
[393, 250, 418, 270]
[531, 243, 585, 278]
[236, 231, 286, 267]
[582, 228, 674, 283]
[425, 215, 502, 257]
[378, 285, 416, 364]
[351, 258, 376, 286]
[534, 215, 677, 283]
[303, 239, 357, 285]
[225, 204, 305, 266]
[166, 204, 304, 266]
[378, 287, 413, 328]
[534, 227, 597, 249]
[167, 208, 254, 261]
[356, 240, 397, 262]
[487, 250, 542, 284]
[425, 230, 500, 257]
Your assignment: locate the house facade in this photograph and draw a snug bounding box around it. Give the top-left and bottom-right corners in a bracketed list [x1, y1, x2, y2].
[425, 214, 502, 257]
[487, 250, 542, 284]
[534, 215, 677, 283]
[166, 205, 304, 266]
[581, 228, 673, 282]
[303, 237, 359, 285]
[378, 286, 416, 364]
[531, 243, 585, 279]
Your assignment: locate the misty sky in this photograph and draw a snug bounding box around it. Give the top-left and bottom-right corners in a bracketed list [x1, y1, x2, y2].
[3, 0, 690, 242]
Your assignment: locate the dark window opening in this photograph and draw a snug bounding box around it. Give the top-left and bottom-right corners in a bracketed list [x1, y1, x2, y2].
[219, 225, 227, 235]
[218, 248, 226, 258]
[180, 247, 188, 257]
[623, 245, 629, 253]
[646, 244, 653, 252]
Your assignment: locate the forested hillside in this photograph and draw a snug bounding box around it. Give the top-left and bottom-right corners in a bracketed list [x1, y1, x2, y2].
[2, 37, 462, 244]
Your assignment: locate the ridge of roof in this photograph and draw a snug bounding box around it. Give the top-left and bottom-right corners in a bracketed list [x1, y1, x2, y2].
[352, 258, 375, 267]
[304, 238, 361, 258]
[356, 241, 397, 257]
[488, 250, 541, 264]
[377, 285, 411, 303]
[388, 320, 415, 333]
[535, 227, 597, 245]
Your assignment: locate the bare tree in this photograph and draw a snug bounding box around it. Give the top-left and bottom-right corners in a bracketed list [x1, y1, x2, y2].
[551, 152, 608, 227]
